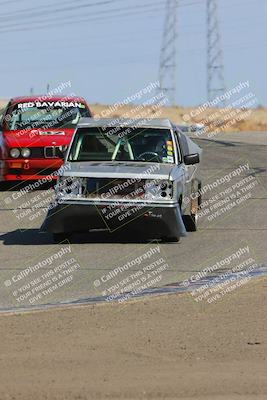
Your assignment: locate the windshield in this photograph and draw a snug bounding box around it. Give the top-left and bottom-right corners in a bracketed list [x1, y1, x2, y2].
[68, 127, 176, 164]
[5, 101, 91, 131]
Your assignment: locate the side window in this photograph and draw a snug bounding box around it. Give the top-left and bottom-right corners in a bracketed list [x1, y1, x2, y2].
[81, 105, 92, 118]
[2, 102, 13, 131]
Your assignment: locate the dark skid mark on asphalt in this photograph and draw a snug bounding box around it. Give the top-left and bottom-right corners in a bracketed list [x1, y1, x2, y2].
[1, 265, 267, 314]
[195, 138, 237, 147]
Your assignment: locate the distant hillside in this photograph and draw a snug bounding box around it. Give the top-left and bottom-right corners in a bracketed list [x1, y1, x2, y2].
[92, 104, 267, 133]
[0, 99, 266, 132]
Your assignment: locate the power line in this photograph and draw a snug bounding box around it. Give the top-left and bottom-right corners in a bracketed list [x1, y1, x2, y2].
[159, 0, 179, 105]
[0, 0, 28, 5]
[0, 3, 167, 33]
[207, 0, 226, 103]
[0, 0, 126, 24]
[0, 0, 123, 22]
[0, 2, 194, 35]
[0, 0, 202, 31]
[0, 0, 90, 17]
[0, 0, 76, 16]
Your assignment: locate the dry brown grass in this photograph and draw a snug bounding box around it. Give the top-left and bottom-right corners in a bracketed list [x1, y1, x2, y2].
[1, 99, 267, 132]
[92, 103, 267, 132]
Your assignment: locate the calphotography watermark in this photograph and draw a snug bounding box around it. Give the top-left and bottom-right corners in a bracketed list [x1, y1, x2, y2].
[4, 80, 86, 143]
[93, 243, 170, 303]
[184, 160, 264, 226]
[85, 164, 173, 232]
[182, 81, 259, 138]
[0, 163, 71, 232]
[94, 80, 170, 132]
[2, 245, 81, 307]
[183, 245, 259, 305]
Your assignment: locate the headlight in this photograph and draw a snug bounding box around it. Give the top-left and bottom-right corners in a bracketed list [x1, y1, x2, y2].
[10, 148, 20, 158]
[21, 148, 31, 158]
[145, 180, 173, 200]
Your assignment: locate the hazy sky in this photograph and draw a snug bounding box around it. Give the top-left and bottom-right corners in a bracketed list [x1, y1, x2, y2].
[0, 0, 266, 107]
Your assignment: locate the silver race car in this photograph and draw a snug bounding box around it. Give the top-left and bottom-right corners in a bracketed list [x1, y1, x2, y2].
[41, 118, 202, 242]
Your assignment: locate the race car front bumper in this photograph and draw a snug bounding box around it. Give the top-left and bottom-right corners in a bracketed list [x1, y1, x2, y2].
[41, 200, 187, 238]
[2, 159, 63, 181]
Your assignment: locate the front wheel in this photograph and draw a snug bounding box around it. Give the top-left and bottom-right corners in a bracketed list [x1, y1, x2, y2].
[183, 214, 197, 232]
[161, 236, 180, 243]
[0, 182, 10, 191]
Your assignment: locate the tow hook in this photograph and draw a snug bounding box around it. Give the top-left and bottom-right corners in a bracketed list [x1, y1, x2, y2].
[24, 161, 30, 170]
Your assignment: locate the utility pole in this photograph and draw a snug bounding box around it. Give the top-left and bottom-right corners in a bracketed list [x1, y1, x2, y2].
[159, 0, 179, 106]
[207, 0, 226, 105]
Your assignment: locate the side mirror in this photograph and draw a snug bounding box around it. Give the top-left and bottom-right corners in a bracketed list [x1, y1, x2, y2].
[184, 153, 200, 165]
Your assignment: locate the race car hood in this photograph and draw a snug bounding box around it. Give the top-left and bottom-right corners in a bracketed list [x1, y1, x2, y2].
[63, 161, 183, 181]
[3, 128, 75, 148]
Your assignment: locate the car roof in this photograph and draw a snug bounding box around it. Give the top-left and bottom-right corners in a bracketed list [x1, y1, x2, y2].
[77, 118, 174, 129]
[9, 95, 87, 104]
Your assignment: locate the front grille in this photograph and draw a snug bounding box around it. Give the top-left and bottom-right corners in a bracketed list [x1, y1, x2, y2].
[28, 147, 43, 158]
[84, 178, 147, 200]
[29, 147, 64, 159]
[44, 146, 64, 158]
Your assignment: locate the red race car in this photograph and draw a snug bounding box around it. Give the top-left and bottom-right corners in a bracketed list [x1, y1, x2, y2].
[0, 95, 92, 182]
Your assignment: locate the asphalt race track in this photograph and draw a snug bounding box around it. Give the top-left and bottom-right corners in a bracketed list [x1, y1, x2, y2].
[0, 131, 266, 311]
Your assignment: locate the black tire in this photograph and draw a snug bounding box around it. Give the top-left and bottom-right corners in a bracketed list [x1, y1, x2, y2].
[183, 214, 197, 232]
[161, 236, 180, 243]
[52, 232, 71, 243]
[0, 182, 9, 191]
[183, 180, 201, 232]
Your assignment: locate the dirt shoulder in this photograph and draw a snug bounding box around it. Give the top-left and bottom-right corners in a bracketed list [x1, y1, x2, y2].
[0, 277, 266, 399]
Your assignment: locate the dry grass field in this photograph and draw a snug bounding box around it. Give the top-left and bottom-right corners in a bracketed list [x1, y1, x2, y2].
[92, 103, 267, 132]
[1, 99, 267, 132]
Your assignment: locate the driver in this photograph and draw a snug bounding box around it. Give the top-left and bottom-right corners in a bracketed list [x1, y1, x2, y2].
[143, 135, 167, 160]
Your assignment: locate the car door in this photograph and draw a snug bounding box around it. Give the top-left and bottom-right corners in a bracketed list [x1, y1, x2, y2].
[0, 112, 5, 180]
[172, 127, 189, 205]
[174, 128, 194, 208]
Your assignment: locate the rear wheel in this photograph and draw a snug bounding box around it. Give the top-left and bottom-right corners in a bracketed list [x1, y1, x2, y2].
[183, 180, 201, 232]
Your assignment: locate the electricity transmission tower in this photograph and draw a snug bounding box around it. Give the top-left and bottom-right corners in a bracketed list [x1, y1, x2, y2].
[207, 0, 226, 104]
[159, 0, 179, 106]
